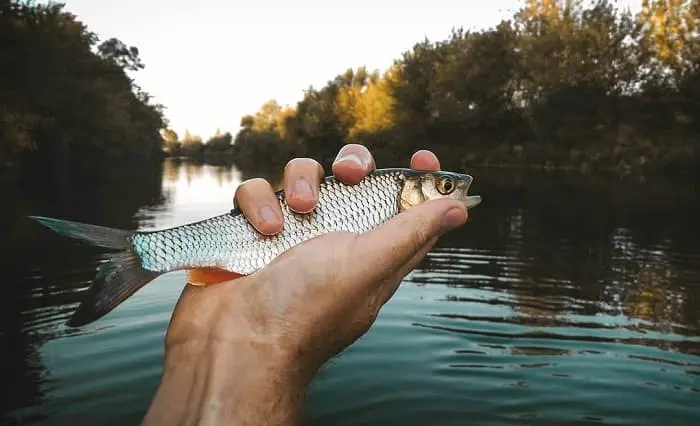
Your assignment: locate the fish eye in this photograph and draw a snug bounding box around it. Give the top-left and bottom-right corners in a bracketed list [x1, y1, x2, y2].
[436, 176, 455, 195]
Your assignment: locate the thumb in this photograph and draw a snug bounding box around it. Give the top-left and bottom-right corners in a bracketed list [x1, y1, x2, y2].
[354, 198, 467, 279]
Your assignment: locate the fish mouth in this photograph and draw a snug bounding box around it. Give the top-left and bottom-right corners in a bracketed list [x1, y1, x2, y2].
[464, 195, 482, 209]
[457, 176, 481, 209]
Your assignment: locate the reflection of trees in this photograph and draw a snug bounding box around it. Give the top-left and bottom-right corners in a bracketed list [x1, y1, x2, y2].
[0, 164, 165, 422]
[604, 231, 689, 334]
[166, 159, 240, 189]
[0, 261, 48, 424]
[624, 263, 682, 332]
[214, 165, 231, 188]
[503, 207, 570, 320]
[183, 161, 204, 186]
[428, 167, 700, 339]
[162, 158, 182, 184]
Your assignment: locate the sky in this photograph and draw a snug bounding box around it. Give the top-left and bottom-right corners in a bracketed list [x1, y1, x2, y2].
[58, 0, 642, 140]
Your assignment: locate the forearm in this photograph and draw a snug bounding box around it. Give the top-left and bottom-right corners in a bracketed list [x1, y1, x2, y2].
[142, 338, 308, 426]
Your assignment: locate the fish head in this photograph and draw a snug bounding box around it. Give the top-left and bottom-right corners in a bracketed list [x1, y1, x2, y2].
[400, 171, 482, 211]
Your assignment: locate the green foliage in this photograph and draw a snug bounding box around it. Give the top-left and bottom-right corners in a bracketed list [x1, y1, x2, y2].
[180, 131, 204, 156]
[205, 131, 233, 152]
[0, 0, 166, 177]
[172, 0, 700, 178]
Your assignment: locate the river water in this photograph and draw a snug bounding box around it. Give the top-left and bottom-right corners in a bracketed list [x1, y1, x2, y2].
[1, 159, 699, 425]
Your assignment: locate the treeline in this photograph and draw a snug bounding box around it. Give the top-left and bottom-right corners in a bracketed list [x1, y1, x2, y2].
[162, 128, 235, 162]
[168, 0, 700, 178]
[0, 0, 166, 181]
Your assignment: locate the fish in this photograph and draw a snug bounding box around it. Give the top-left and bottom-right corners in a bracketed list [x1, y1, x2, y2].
[30, 168, 482, 327]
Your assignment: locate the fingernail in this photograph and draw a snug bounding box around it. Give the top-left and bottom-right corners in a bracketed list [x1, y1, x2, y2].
[292, 178, 314, 202]
[442, 207, 466, 232]
[335, 152, 365, 168]
[260, 205, 277, 223]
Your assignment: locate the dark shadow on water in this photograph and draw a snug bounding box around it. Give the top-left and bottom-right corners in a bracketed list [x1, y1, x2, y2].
[2, 159, 699, 424]
[0, 162, 165, 423]
[433, 167, 700, 333]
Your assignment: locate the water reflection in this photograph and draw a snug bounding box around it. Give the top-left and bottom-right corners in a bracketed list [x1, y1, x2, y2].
[0, 163, 166, 424]
[2, 160, 699, 425]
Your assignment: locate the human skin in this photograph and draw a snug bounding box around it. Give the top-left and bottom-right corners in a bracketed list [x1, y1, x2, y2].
[142, 145, 470, 426]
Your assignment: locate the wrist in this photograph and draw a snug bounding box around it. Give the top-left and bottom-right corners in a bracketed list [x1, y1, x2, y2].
[166, 278, 327, 383]
[166, 330, 302, 388]
[144, 325, 308, 425]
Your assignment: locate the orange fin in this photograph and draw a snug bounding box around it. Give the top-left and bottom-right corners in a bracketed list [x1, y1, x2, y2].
[187, 268, 243, 286]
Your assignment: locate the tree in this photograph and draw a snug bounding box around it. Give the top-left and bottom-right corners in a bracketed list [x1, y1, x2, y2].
[161, 128, 179, 143]
[637, 0, 700, 84]
[0, 1, 166, 177]
[227, 0, 700, 177]
[98, 37, 145, 71]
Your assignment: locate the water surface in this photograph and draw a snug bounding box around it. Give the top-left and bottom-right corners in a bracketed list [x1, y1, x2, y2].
[2, 159, 699, 425]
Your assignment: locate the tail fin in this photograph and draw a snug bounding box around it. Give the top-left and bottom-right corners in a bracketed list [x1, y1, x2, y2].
[67, 250, 159, 327]
[30, 216, 159, 327]
[30, 216, 132, 250]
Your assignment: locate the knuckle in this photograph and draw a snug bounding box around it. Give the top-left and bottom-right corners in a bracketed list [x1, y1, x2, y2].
[248, 177, 271, 187]
[285, 157, 316, 170]
[238, 177, 269, 193]
[234, 178, 272, 206]
[285, 158, 324, 181]
[407, 218, 431, 253]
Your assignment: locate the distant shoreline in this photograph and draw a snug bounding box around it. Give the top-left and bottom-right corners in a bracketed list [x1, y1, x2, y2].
[162, 146, 698, 182]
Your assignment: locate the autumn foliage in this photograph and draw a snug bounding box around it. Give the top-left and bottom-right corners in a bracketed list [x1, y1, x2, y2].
[192, 0, 699, 178]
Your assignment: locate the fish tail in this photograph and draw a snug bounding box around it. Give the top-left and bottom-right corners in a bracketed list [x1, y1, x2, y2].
[30, 216, 132, 250]
[67, 249, 159, 327]
[30, 216, 159, 327]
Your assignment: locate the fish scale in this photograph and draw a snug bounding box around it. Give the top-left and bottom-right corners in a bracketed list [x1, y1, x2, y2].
[29, 167, 481, 327]
[131, 169, 407, 275]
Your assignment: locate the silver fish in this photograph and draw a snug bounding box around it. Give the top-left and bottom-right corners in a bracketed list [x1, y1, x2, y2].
[31, 168, 481, 327]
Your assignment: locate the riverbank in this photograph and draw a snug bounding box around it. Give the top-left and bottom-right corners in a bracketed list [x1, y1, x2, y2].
[162, 138, 700, 183]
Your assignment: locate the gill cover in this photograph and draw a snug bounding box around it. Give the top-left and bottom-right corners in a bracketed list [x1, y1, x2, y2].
[399, 171, 481, 211]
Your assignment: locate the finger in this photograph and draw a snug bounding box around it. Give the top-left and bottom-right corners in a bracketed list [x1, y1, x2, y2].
[332, 144, 376, 185]
[410, 150, 441, 171]
[234, 178, 283, 235]
[376, 237, 438, 306]
[355, 199, 467, 282]
[283, 158, 324, 214]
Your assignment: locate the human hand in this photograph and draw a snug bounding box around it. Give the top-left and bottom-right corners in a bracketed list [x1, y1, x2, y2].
[166, 144, 466, 363]
[143, 145, 470, 426]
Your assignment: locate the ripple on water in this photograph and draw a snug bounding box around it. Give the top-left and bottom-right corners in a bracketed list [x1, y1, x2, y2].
[307, 242, 700, 425]
[5, 162, 700, 426]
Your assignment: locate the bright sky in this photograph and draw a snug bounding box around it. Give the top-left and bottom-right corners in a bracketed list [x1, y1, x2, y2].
[58, 0, 642, 140]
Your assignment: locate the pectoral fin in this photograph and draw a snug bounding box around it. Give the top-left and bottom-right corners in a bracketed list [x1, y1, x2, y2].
[187, 268, 244, 286]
